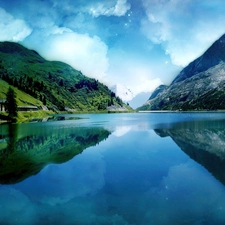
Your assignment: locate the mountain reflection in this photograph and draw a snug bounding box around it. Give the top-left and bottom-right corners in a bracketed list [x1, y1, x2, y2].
[0, 123, 110, 184]
[155, 118, 225, 186]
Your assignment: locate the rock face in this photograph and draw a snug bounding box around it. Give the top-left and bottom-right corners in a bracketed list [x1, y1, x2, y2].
[148, 85, 167, 100]
[172, 34, 225, 85]
[138, 34, 225, 111]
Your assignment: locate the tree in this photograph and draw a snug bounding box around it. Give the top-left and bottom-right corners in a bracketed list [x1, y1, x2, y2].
[59, 79, 64, 87]
[43, 95, 47, 105]
[5, 87, 18, 120]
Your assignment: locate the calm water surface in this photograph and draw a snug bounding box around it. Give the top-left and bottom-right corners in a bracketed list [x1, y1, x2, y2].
[1, 112, 225, 224]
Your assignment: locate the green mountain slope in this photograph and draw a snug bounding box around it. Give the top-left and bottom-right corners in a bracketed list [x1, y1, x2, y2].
[0, 42, 130, 112]
[0, 79, 43, 106]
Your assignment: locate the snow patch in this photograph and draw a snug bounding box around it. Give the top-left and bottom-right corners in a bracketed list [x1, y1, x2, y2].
[110, 84, 134, 102]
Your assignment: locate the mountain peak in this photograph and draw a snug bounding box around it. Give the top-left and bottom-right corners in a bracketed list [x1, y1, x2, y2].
[138, 33, 225, 111]
[172, 33, 225, 84]
[110, 84, 134, 102]
[0, 42, 45, 63]
[0, 41, 25, 54]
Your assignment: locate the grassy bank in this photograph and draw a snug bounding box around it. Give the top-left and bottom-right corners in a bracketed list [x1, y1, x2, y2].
[17, 110, 55, 123]
[1, 108, 135, 124]
[0, 110, 54, 123]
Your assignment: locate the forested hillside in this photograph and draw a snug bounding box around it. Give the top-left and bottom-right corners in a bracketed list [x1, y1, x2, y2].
[0, 42, 131, 112]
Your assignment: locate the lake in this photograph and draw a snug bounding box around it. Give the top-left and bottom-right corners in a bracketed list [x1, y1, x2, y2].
[1, 112, 225, 224]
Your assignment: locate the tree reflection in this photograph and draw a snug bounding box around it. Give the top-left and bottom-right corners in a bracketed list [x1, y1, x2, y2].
[7, 124, 18, 153]
[0, 123, 110, 184]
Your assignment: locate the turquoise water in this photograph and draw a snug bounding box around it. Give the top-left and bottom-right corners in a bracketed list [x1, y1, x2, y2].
[1, 112, 225, 224]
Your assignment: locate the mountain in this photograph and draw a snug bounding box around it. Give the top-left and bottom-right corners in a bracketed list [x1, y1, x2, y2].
[110, 84, 153, 109]
[138, 34, 225, 111]
[110, 84, 134, 102]
[148, 85, 167, 100]
[0, 79, 43, 107]
[0, 42, 131, 112]
[171, 33, 225, 85]
[128, 92, 151, 109]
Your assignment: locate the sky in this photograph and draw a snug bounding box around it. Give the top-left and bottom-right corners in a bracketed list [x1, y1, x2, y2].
[0, 0, 225, 96]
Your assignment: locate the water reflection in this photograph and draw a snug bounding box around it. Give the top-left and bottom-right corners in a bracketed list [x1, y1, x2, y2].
[155, 118, 225, 186]
[6, 124, 18, 153]
[0, 123, 111, 184]
[2, 114, 225, 224]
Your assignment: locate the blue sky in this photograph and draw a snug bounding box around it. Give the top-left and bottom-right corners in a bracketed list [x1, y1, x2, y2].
[0, 0, 225, 96]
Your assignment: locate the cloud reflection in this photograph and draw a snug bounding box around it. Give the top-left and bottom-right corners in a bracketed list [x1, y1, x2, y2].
[112, 125, 131, 137]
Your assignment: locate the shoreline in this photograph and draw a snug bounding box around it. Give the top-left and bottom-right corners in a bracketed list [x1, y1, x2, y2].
[2, 109, 225, 124]
[138, 110, 225, 113]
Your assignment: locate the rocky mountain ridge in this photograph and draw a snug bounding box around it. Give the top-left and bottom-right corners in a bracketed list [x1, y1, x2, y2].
[172, 34, 225, 85]
[138, 34, 225, 111]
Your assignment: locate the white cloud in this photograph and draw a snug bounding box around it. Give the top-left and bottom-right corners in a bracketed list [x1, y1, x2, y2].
[141, 0, 225, 67]
[36, 30, 109, 81]
[107, 52, 163, 96]
[89, 0, 130, 17]
[142, 160, 225, 224]
[126, 65, 163, 95]
[134, 77, 162, 95]
[0, 8, 32, 42]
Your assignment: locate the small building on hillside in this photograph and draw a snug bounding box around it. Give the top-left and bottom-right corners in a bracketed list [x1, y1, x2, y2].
[18, 106, 39, 111]
[0, 99, 40, 112]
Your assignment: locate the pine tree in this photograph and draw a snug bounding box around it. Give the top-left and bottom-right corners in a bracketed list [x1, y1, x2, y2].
[43, 95, 47, 105]
[5, 87, 18, 120]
